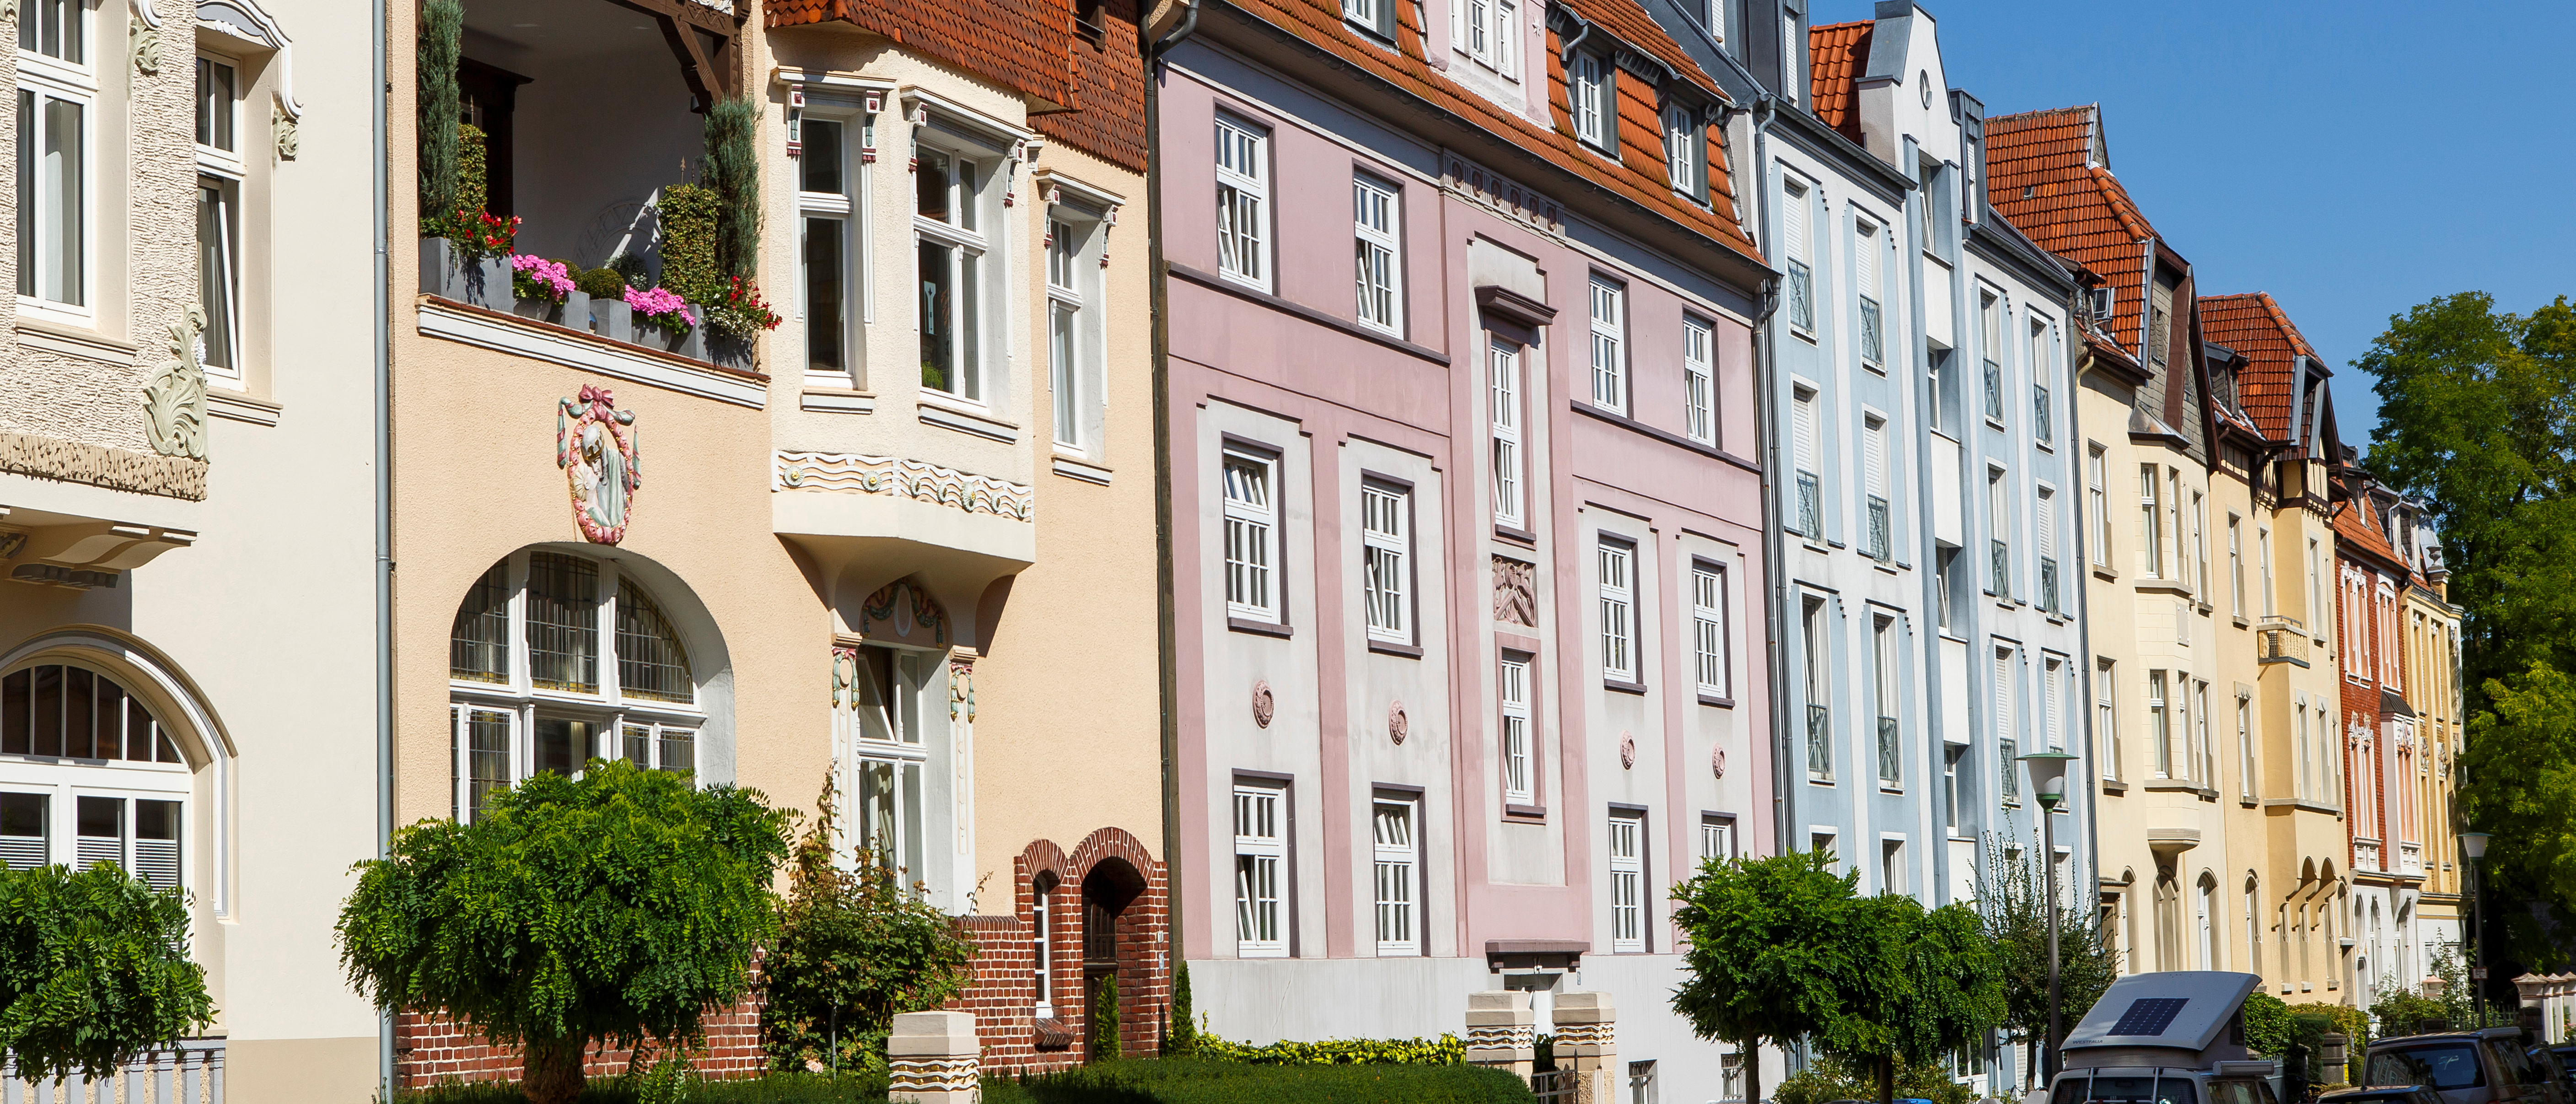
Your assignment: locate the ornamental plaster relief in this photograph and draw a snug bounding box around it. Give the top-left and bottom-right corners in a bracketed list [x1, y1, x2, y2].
[774, 450, 1034, 521]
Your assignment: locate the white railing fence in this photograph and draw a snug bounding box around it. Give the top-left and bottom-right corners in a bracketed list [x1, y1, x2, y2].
[2, 1038, 223, 1104]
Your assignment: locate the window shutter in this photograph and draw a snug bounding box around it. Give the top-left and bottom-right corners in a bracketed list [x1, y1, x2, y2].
[1853, 221, 1876, 300]
[1863, 420, 1885, 499]
[1994, 650, 2013, 737]
[1782, 182, 1807, 263]
[1793, 393, 1816, 472]
[2038, 490, 2056, 558]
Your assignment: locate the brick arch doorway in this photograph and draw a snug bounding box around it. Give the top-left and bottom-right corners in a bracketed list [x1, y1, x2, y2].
[1082, 856, 1146, 1061]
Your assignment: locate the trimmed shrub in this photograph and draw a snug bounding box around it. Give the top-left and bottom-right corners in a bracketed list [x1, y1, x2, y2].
[397, 1071, 891, 1104]
[0, 864, 215, 1083]
[456, 124, 489, 223]
[658, 183, 724, 305]
[418, 0, 462, 217]
[1193, 1034, 1465, 1066]
[1092, 975, 1122, 1061]
[702, 97, 762, 282]
[577, 267, 633, 301]
[1160, 962, 1197, 1057]
[985, 1058, 1536, 1104]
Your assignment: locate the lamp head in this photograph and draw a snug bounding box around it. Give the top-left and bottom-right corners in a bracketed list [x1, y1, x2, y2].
[2461, 832, 2491, 861]
[2018, 750, 2078, 811]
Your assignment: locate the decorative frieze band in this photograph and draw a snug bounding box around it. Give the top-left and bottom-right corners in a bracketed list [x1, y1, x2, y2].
[1464, 1023, 1533, 1050]
[887, 1056, 979, 1091]
[1552, 1022, 1613, 1048]
[775, 450, 1033, 521]
[0, 431, 208, 501]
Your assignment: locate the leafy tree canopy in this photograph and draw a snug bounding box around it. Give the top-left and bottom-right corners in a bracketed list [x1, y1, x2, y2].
[1978, 834, 2117, 1082]
[0, 864, 214, 1083]
[337, 761, 791, 1104]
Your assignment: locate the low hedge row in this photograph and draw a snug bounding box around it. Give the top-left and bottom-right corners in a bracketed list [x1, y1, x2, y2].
[989, 1058, 1534, 1104]
[398, 1071, 888, 1104]
[1194, 1033, 1466, 1066]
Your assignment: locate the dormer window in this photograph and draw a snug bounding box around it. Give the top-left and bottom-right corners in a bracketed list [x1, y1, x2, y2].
[1572, 53, 1612, 151]
[1455, 0, 1517, 76]
[1343, 0, 1395, 41]
[1663, 105, 1706, 202]
[2089, 287, 2115, 325]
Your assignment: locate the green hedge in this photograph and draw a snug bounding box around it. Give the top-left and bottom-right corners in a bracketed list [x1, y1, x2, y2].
[987, 1059, 1534, 1104]
[658, 183, 724, 304]
[1194, 1034, 1465, 1066]
[398, 1071, 890, 1104]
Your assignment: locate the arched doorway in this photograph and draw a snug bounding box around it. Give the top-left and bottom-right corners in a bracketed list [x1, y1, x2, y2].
[1082, 856, 1145, 1061]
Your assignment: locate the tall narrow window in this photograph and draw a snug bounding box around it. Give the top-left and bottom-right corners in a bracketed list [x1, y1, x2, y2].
[2037, 487, 2060, 614]
[1608, 811, 1645, 952]
[1855, 218, 1883, 370]
[1361, 483, 1410, 644]
[2097, 659, 2120, 781]
[1500, 655, 1533, 805]
[1455, 0, 1518, 75]
[1988, 468, 2011, 600]
[2149, 670, 2171, 778]
[2139, 465, 2163, 578]
[1598, 539, 1636, 683]
[197, 194, 240, 380]
[1589, 277, 1626, 411]
[2309, 538, 2324, 631]
[1572, 54, 1609, 149]
[2229, 517, 2246, 616]
[1782, 179, 1813, 332]
[1490, 339, 1525, 528]
[1214, 116, 1269, 289]
[1692, 563, 1728, 699]
[1048, 218, 1086, 449]
[1222, 450, 1279, 623]
[1032, 879, 1055, 1016]
[1372, 798, 1418, 955]
[1233, 782, 1287, 956]
[2196, 680, 2216, 786]
[1792, 389, 1820, 538]
[2088, 445, 2110, 567]
[2260, 527, 2276, 616]
[2030, 319, 2053, 444]
[799, 117, 855, 382]
[1943, 748, 1963, 835]
[1980, 293, 2004, 422]
[1352, 174, 1402, 333]
[1996, 647, 2018, 803]
[1804, 596, 1831, 781]
[2237, 693, 2255, 801]
[1664, 104, 1702, 199]
[1683, 316, 1715, 445]
[2295, 698, 2312, 801]
[914, 147, 988, 401]
[18, 16, 89, 311]
[1841, 411, 1883, 560]
[2192, 492, 2210, 598]
[1874, 615, 1900, 787]
[2044, 656, 2065, 752]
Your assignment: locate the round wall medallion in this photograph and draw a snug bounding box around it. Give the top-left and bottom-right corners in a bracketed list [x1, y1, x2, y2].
[1389, 700, 1409, 744]
[1619, 731, 1636, 770]
[1252, 679, 1275, 729]
[1712, 745, 1727, 779]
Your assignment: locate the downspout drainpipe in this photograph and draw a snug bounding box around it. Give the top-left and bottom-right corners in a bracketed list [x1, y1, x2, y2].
[1146, 0, 1199, 1017]
[371, 0, 394, 1096]
[1746, 95, 1789, 874]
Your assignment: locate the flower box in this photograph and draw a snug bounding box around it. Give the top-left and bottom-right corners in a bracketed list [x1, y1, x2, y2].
[708, 334, 755, 372]
[463, 256, 514, 311]
[591, 298, 633, 344]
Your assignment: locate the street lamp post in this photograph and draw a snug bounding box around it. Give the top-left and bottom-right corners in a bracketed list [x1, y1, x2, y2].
[2020, 750, 2078, 1086]
[2461, 832, 2490, 1028]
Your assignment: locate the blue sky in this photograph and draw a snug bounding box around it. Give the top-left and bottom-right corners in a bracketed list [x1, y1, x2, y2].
[1827, 0, 2576, 449]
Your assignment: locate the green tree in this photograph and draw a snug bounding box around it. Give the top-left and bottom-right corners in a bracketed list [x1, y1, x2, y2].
[1093, 975, 1122, 1062]
[337, 761, 791, 1104]
[417, 0, 463, 219]
[1979, 836, 2117, 1088]
[1839, 894, 2007, 1104]
[1161, 960, 1198, 1057]
[760, 773, 977, 1076]
[0, 864, 215, 1084]
[1671, 852, 1865, 1104]
[701, 97, 762, 283]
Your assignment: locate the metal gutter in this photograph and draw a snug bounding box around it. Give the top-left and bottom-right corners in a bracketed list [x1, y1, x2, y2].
[371, 0, 394, 1095]
[1146, 0, 1199, 986]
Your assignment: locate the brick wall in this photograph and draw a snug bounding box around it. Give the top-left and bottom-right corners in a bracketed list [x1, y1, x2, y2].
[953, 827, 1169, 1075]
[393, 962, 767, 1088]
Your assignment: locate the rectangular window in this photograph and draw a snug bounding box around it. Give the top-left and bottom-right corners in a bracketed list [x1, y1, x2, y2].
[914, 147, 986, 402]
[1782, 180, 1813, 332]
[799, 117, 855, 382]
[2149, 670, 2171, 778]
[1693, 563, 1728, 698]
[1699, 813, 1735, 864]
[526, 552, 600, 693]
[21, 0, 85, 64]
[1882, 838, 1906, 897]
[1233, 782, 1287, 956]
[0, 791, 48, 871]
[1980, 293, 2004, 422]
[2260, 527, 2276, 615]
[454, 706, 514, 822]
[1500, 655, 1534, 805]
[1942, 747, 1963, 835]
[1874, 615, 1899, 787]
[2309, 538, 2323, 630]
[2229, 516, 2246, 616]
[1457, 0, 1518, 76]
[1935, 545, 1957, 633]
[1683, 316, 1716, 445]
[2088, 445, 2109, 567]
[1995, 647, 2018, 803]
[1372, 798, 1418, 955]
[1608, 810, 1645, 952]
[2237, 693, 2255, 801]
[2192, 492, 2209, 598]
[1214, 116, 1269, 289]
[1352, 174, 1402, 333]
[1361, 482, 1410, 644]
[1048, 219, 1085, 450]
[1791, 388, 1820, 537]
[1664, 105, 1701, 199]
[620, 720, 696, 775]
[1803, 596, 1831, 782]
[195, 56, 236, 152]
[1855, 218, 1883, 369]
[1490, 339, 1525, 528]
[2030, 319, 2053, 443]
[17, 84, 86, 308]
[1222, 450, 1279, 622]
[1864, 417, 1890, 561]
[2044, 656, 2065, 752]
[1598, 539, 1636, 683]
[2139, 465, 2163, 578]
[1572, 54, 1610, 149]
[70, 796, 179, 892]
[1589, 276, 1626, 411]
[2196, 680, 2215, 786]
[1342, 0, 1395, 37]
[2037, 486, 2059, 614]
[1988, 468, 2011, 600]
[2097, 659, 2120, 781]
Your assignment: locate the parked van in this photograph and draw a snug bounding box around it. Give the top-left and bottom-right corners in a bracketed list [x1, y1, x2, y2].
[2047, 973, 2282, 1104]
[2364, 1029, 2567, 1104]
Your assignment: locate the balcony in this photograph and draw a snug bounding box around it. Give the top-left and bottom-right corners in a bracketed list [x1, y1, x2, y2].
[1796, 472, 1822, 541]
[2258, 616, 2310, 666]
[1866, 496, 1891, 562]
[1807, 703, 1832, 781]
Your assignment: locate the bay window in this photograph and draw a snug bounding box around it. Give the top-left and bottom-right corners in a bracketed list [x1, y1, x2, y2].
[18, 0, 91, 313]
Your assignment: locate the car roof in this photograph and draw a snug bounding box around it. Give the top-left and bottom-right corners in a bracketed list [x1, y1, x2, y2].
[2376, 1029, 2522, 1047]
[2321, 1090, 2429, 1100]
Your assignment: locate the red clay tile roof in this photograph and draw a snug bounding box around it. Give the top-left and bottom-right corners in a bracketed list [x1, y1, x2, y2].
[2199, 292, 2320, 444]
[1986, 105, 2159, 358]
[1560, 0, 1721, 99]
[767, 0, 1086, 143]
[1808, 20, 1870, 145]
[1034, 0, 1149, 170]
[1213, 0, 1760, 261]
[2334, 495, 2406, 574]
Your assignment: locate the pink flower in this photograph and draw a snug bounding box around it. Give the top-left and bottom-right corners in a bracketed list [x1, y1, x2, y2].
[508, 254, 576, 299]
[623, 285, 697, 328]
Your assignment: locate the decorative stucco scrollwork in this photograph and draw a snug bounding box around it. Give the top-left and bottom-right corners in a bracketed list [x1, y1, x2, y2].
[1388, 700, 1407, 745]
[1252, 680, 1274, 729]
[129, 21, 161, 75]
[856, 579, 947, 646]
[273, 102, 298, 160]
[1494, 557, 1537, 627]
[774, 451, 1034, 521]
[948, 648, 977, 722]
[141, 306, 209, 460]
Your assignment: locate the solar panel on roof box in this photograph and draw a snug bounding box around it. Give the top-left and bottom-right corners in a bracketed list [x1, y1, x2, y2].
[2109, 998, 2189, 1037]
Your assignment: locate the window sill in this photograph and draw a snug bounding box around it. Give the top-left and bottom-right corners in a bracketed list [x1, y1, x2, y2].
[1169, 263, 1452, 366]
[1504, 803, 1547, 821]
[801, 386, 876, 414]
[2134, 580, 2192, 597]
[1871, 560, 1900, 576]
[2100, 778, 2129, 795]
[1698, 693, 1734, 709]
[918, 397, 1019, 444]
[207, 389, 281, 427]
[1052, 454, 1113, 485]
[1494, 523, 1538, 546]
[2142, 778, 2200, 793]
[16, 317, 136, 366]
[2261, 798, 2342, 815]
[1367, 639, 1423, 659]
[2232, 614, 2251, 629]
[1603, 678, 1647, 696]
[1807, 776, 1837, 787]
[1228, 617, 1292, 638]
[2092, 565, 2119, 582]
[1880, 786, 1904, 796]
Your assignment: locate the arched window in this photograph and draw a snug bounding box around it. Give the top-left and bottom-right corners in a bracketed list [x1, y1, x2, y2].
[2195, 872, 2218, 970]
[447, 549, 703, 821]
[0, 661, 191, 891]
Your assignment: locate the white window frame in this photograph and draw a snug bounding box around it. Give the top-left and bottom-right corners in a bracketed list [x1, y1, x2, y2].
[1608, 809, 1645, 953]
[1214, 115, 1270, 290]
[1692, 561, 1728, 699]
[1233, 781, 1288, 957]
[1571, 53, 1608, 149]
[2087, 444, 2109, 568]
[1047, 217, 1083, 449]
[1598, 537, 1636, 683]
[195, 51, 246, 383]
[1782, 178, 1813, 334]
[2030, 318, 2054, 447]
[1032, 877, 1055, 1016]
[1221, 448, 1280, 623]
[1854, 216, 1883, 371]
[2097, 658, 2120, 782]
[2148, 669, 2171, 779]
[912, 136, 996, 405]
[1371, 797, 1418, 956]
[2044, 655, 2066, 752]
[18, 0, 94, 321]
[1500, 654, 1534, 806]
[1352, 173, 1403, 334]
[1699, 813, 1735, 864]
[1342, 0, 1393, 37]
[1589, 276, 1626, 412]
[1360, 481, 1411, 644]
[1490, 337, 1526, 529]
[2, 665, 194, 894]
[1664, 104, 1699, 198]
[1683, 315, 1716, 444]
[1456, 0, 1518, 77]
[797, 108, 865, 388]
[2139, 464, 2164, 578]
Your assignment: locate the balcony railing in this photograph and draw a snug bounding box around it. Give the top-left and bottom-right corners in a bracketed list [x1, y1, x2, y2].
[2040, 558, 2060, 614]
[1807, 703, 1833, 781]
[1990, 539, 2011, 602]
[1858, 297, 1883, 367]
[1866, 496, 1891, 561]
[2033, 383, 2053, 441]
[1983, 358, 2003, 421]
[2001, 738, 2020, 803]
[1787, 261, 1815, 331]
[5, 1038, 223, 1103]
[1796, 472, 1822, 540]
[1877, 716, 1899, 785]
[2258, 616, 2310, 665]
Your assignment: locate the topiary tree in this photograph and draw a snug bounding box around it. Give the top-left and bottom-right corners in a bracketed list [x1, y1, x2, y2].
[760, 772, 977, 1076]
[656, 183, 724, 304]
[417, 0, 463, 221]
[1671, 851, 1865, 1104]
[336, 761, 791, 1104]
[700, 97, 762, 283]
[1093, 975, 1122, 1062]
[0, 864, 215, 1084]
[1161, 959, 1197, 1057]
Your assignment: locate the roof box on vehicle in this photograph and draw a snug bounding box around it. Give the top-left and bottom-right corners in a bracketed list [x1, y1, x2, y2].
[2061, 972, 2262, 1072]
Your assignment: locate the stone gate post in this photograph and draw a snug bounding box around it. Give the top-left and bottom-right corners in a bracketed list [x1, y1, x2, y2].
[888, 1011, 980, 1103]
[1465, 990, 1535, 1078]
